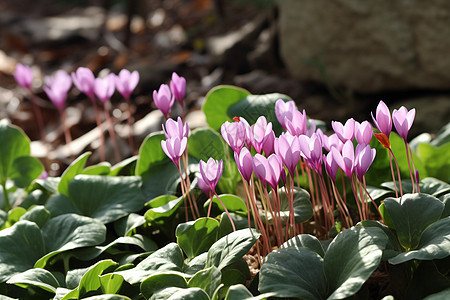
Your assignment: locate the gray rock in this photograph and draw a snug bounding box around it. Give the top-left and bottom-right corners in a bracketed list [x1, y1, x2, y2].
[279, 0, 450, 93]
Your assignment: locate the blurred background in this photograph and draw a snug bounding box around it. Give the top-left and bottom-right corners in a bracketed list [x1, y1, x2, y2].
[0, 0, 449, 175]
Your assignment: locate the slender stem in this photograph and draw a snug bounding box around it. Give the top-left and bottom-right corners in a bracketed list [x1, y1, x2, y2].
[103, 102, 121, 162]
[182, 151, 199, 217]
[125, 97, 136, 154]
[389, 148, 403, 197]
[408, 145, 420, 193]
[405, 142, 416, 193]
[265, 187, 281, 247]
[362, 177, 385, 223]
[388, 150, 398, 198]
[331, 180, 353, 228]
[60, 108, 74, 160]
[351, 176, 364, 222]
[214, 192, 236, 232]
[2, 182, 11, 211]
[91, 97, 105, 161]
[28, 90, 46, 143]
[178, 165, 197, 220]
[177, 162, 189, 222]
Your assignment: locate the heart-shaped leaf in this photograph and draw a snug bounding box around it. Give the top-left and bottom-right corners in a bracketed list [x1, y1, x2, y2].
[280, 233, 325, 257]
[383, 193, 444, 250]
[9, 156, 43, 188]
[225, 284, 275, 300]
[176, 217, 220, 259]
[58, 152, 91, 197]
[188, 267, 221, 297]
[99, 273, 124, 294]
[19, 205, 50, 228]
[114, 213, 146, 237]
[7, 268, 59, 293]
[206, 228, 260, 270]
[382, 178, 450, 197]
[0, 220, 45, 282]
[35, 214, 106, 268]
[259, 247, 327, 300]
[417, 143, 450, 182]
[140, 272, 188, 298]
[203, 194, 247, 217]
[148, 287, 210, 300]
[389, 217, 450, 264]
[115, 243, 184, 285]
[325, 227, 388, 299]
[136, 132, 167, 176]
[82, 162, 111, 176]
[203, 85, 251, 131]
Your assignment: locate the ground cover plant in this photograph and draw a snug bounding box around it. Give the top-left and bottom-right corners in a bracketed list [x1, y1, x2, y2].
[0, 68, 449, 300]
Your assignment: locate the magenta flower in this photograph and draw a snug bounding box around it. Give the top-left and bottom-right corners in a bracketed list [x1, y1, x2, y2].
[306, 119, 317, 137]
[199, 158, 223, 192]
[94, 74, 116, 103]
[355, 120, 373, 145]
[43, 70, 72, 111]
[299, 133, 323, 173]
[238, 117, 253, 148]
[274, 132, 301, 175]
[332, 118, 355, 142]
[115, 69, 139, 99]
[153, 84, 174, 117]
[371, 100, 392, 137]
[221, 120, 246, 153]
[71, 67, 96, 100]
[161, 136, 187, 166]
[170, 72, 186, 104]
[275, 99, 296, 129]
[253, 153, 282, 189]
[163, 117, 189, 140]
[262, 130, 275, 156]
[197, 175, 212, 197]
[234, 147, 253, 182]
[324, 152, 338, 181]
[252, 116, 273, 153]
[14, 63, 33, 89]
[392, 106, 416, 141]
[331, 140, 355, 179]
[355, 144, 376, 180]
[285, 109, 307, 137]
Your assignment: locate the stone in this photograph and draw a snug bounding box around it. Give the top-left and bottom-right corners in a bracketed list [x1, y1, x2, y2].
[278, 0, 450, 93]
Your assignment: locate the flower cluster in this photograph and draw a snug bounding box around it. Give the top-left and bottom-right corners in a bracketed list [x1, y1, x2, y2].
[153, 72, 186, 118]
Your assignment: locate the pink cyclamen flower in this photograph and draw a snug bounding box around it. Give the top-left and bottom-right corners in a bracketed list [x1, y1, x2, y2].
[115, 69, 139, 99]
[170, 72, 186, 104]
[238, 117, 253, 148]
[71, 67, 96, 99]
[332, 118, 355, 142]
[94, 73, 116, 103]
[299, 133, 323, 173]
[275, 99, 296, 129]
[197, 175, 212, 197]
[153, 84, 174, 117]
[371, 100, 392, 137]
[252, 116, 273, 153]
[253, 153, 282, 189]
[285, 109, 307, 137]
[392, 106, 416, 142]
[14, 63, 33, 89]
[331, 140, 355, 179]
[161, 136, 187, 166]
[274, 132, 301, 175]
[43, 70, 72, 111]
[355, 144, 376, 180]
[199, 158, 223, 192]
[221, 120, 246, 153]
[262, 130, 275, 156]
[324, 152, 339, 181]
[306, 119, 317, 137]
[234, 147, 253, 182]
[355, 120, 373, 145]
[163, 117, 189, 140]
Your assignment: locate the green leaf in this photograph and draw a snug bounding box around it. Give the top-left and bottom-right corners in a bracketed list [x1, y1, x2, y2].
[8, 156, 43, 188]
[140, 272, 188, 299]
[203, 194, 247, 217]
[58, 152, 91, 197]
[176, 217, 220, 259]
[82, 295, 131, 300]
[7, 268, 59, 293]
[82, 162, 111, 176]
[149, 287, 210, 300]
[109, 156, 137, 176]
[50, 175, 145, 224]
[188, 266, 221, 298]
[417, 143, 450, 181]
[35, 214, 106, 268]
[383, 193, 444, 250]
[206, 228, 260, 270]
[19, 205, 50, 228]
[430, 122, 450, 147]
[144, 195, 183, 229]
[266, 187, 313, 224]
[227, 93, 294, 135]
[259, 247, 327, 300]
[114, 213, 146, 237]
[389, 217, 450, 264]
[203, 85, 251, 131]
[382, 177, 450, 197]
[225, 284, 275, 300]
[1, 207, 26, 229]
[99, 273, 124, 294]
[424, 287, 450, 300]
[280, 234, 325, 258]
[325, 227, 388, 299]
[365, 186, 394, 202]
[115, 243, 184, 285]
[136, 132, 167, 176]
[440, 193, 450, 218]
[0, 221, 45, 283]
[0, 119, 30, 185]
[358, 220, 403, 260]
